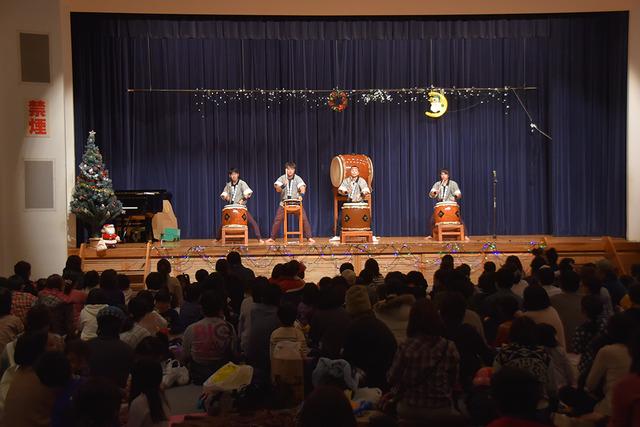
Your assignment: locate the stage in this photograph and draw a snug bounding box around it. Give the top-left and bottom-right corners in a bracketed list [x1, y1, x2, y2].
[71, 235, 640, 288]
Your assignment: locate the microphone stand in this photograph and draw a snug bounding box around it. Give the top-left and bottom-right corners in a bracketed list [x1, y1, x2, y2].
[492, 170, 498, 239]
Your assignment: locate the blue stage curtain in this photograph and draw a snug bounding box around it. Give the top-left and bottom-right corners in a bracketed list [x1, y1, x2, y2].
[71, 12, 627, 239]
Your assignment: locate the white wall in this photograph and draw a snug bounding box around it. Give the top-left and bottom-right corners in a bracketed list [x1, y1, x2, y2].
[0, 0, 69, 278]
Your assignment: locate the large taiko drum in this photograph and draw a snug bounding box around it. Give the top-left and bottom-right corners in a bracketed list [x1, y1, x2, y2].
[434, 202, 460, 225]
[222, 204, 248, 228]
[330, 154, 374, 188]
[341, 202, 371, 231]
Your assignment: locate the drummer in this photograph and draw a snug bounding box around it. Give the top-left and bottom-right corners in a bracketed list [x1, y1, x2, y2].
[330, 166, 374, 242]
[429, 169, 461, 202]
[338, 166, 371, 202]
[266, 161, 315, 244]
[217, 168, 264, 244]
[428, 169, 468, 240]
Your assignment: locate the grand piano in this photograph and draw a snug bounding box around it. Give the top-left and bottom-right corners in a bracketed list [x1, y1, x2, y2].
[114, 190, 172, 242]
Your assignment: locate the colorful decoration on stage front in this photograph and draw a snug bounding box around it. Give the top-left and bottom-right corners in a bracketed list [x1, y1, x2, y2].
[425, 91, 448, 118]
[327, 90, 349, 112]
[69, 131, 123, 238]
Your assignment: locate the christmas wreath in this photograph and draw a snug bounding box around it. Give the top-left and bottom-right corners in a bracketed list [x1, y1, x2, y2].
[327, 90, 349, 112]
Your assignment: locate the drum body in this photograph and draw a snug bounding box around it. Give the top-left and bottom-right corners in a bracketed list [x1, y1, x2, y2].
[433, 202, 460, 225]
[283, 198, 301, 208]
[330, 154, 374, 188]
[222, 204, 248, 228]
[341, 202, 371, 231]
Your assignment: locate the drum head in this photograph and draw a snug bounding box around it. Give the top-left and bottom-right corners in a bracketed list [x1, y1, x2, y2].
[330, 156, 344, 187]
[224, 204, 246, 210]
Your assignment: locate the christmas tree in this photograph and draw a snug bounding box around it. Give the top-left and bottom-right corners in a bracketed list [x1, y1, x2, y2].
[70, 131, 123, 237]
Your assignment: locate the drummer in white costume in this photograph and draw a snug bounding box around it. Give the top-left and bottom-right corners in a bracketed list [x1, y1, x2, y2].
[428, 168, 468, 240]
[331, 166, 377, 241]
[217, 168, 264, 243]
[429, 169, 461, 202]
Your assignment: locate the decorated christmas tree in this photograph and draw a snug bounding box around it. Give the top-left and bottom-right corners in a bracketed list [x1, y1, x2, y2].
[70, 131, 123, 237]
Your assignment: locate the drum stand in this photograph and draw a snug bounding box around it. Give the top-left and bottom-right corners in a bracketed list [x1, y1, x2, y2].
[221, 226, 248, 245]
[283, 202, 304, 244]
[433, 223, 465, 241]
[341, 230, 373, 243]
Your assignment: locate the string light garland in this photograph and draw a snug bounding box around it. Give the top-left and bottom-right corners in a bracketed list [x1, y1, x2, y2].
[152, 239, 548, 275]
[127, 85, 535, 118]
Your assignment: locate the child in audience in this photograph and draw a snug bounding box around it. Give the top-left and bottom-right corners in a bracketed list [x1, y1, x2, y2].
[572, 294, 607, 383]
[155, 289, 181, 335]
[120, 298, 152, 349]
[72, 378, 123, 427]
[270, 303, 308, 358]
[78, 288, 109, 341]
[127, 359, 170, 427]
[118, 274, 133, 305]
[0, 287, 24, 354]
[536, 323, 574, 388]
[136, 291, 168, 335]
[179, 284, 202, 331]
[297, 283, 319, 329]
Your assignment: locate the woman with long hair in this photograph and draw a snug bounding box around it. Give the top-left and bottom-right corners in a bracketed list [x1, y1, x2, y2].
[126, 359, 169, 427]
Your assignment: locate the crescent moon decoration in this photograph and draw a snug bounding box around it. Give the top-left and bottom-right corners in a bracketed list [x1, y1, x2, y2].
[425, 91, 448, 118]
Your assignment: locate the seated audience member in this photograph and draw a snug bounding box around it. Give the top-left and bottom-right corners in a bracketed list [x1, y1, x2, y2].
[246, 283, 282, 376]
[493, 317, 556, 411]
[609, 330, 640, 427]
[64, 339, 91, 378]
[550, 269, 585, 353]
[440, 292, 494, 390]
[38, 351, 76, 427]
[154, 289, 181, 334]
[536, 266, 561, 298]
[504, 256, 529, 298]
[373, 277, 416, 344]
[572, 294, 608, 384]
[87, 306, 133, 388]
[488, 367, 549, 427]
[298, 385, 357, 427]
[118, 274, 133, 305]
[120, 298, 152, 349]
[583, 314, 634, 418]
[521, 285, 566, 349]
[36, 274, 74, 336]
[194, 269, 209, 288]
[596, 258, 627, 307]
[273, 260, 306, 293]
[226, 251, 256, 316]
[483, 267, 523, 315]
[363, 258, 385, 289]
[387, 299, 460, 420]
[72, 378, 123, 427]
[339, 262, 355, 274]
[78, 288, 109, 341]
[127, 359, 170, 427]
[2, 332, 51, 426]
[580, 264, 614, 319]
[239, 277, 266, 354]
[297, 282, 319, 329]
[179, 283, 203, 330]
[341, 268, 357, 288]
[545, 248, 560, 273]
[469, 271, 496, 318]
[343, 286, 397, 391]
[99, 269, 125, 307]
[156, 259, 184, 308]
[0, 288, 23, 354]
[63, 274, 88, 327]
[135, 291, 168, 335]
[622, 283, 640, 325]
[405, 270, 429, 300]
[491, 296, 520, 347]
[82, 270, 100, 294]
[536, 323, 574, 389]
[182, 291, 237, 385]
[308, 278, 351, 359]
[63, 255, 84, 284]
[5, 274, 37, 324]
[269, 303, 308, 358]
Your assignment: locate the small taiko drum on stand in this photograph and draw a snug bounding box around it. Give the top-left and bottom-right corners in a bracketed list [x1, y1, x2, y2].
[283, 198, 301, 208]
[433, 201, 461, 225]
[341, 202, 371, 231]
[222, 204, 248, 228]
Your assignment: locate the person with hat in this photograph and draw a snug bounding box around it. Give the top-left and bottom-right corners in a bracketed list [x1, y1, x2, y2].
[87, 306, 133, 388]
[342, 285, 397, 390]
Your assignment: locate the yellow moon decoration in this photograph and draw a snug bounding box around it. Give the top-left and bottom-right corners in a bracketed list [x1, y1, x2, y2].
[425, 91, 448, 118]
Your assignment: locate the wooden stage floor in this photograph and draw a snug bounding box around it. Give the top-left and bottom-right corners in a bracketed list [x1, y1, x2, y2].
[73, 235, 640, 286]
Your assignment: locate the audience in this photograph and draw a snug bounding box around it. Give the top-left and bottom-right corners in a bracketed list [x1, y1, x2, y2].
[4, 248, 640, 426]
